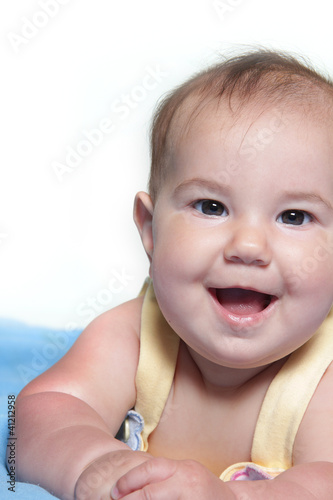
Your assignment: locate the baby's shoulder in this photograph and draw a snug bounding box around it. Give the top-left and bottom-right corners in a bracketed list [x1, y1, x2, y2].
[306, 359, 333, 412]
[304, 359, 333, 411]
[294, 360, 333, 464]
[82, 295, 143, 336]
[72, 295, 144, 359]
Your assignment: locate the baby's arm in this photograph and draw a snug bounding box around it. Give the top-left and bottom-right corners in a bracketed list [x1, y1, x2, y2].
[109, 458, 333, 499]
[13, 297, 153, 500]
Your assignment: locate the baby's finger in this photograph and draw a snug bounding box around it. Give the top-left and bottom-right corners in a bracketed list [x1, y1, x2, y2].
[111, 457, 177, 499]
[111, 480, 179, 500]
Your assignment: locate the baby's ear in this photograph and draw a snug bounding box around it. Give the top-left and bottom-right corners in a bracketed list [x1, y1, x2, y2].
[133, 192, 154, 262]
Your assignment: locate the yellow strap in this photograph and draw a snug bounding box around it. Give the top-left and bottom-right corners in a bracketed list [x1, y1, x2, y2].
[135, 279, 180, 451]
[251, 309, 333, 469]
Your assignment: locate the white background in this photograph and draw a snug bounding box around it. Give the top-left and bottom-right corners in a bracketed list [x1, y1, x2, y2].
[1, 0, 332, 329]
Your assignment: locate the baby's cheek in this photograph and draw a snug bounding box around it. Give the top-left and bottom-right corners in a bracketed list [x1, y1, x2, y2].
[283, 241, 333, 294]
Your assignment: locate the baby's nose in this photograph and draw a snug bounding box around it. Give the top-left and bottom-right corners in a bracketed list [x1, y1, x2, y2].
[223, 222, 272, 266]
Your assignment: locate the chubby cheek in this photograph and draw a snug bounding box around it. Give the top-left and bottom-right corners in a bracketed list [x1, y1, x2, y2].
[285, 246, 333, 313]
[151, 217, 211, 285]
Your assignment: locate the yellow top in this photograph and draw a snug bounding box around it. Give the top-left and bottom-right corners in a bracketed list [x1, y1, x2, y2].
[134, 279, 333, 481]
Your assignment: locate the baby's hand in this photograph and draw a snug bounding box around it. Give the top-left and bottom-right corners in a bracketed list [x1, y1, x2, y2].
[74, 449, 153, 500]
[111, 457, 234, 499]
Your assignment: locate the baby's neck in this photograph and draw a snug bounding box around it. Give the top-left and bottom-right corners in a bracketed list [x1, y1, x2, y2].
[183, 343, 288, 393]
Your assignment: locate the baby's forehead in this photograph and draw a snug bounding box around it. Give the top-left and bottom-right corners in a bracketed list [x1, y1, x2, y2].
[168, 88, 333, 149]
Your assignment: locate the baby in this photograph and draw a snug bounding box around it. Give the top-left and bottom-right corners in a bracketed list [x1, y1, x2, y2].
[13, 49, 333, 499]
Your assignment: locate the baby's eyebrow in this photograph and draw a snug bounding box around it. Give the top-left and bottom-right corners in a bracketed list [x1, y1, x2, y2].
[174, 178, 231, 196]
[173, 181, 333, 212]
[282, 191, 333, 211]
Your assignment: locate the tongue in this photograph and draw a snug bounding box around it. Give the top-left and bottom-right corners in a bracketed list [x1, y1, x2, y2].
[216, 288, 271, 315]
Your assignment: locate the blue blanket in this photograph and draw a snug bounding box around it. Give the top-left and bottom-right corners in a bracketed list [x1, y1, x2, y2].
[0, 319, 81, 499]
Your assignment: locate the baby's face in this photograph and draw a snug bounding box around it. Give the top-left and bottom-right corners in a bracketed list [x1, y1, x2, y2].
[147, 100, 333, 371]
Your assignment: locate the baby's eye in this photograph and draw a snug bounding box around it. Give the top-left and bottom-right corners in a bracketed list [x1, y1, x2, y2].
[193, 199, 228, 217]
[277, 210, 313, 226]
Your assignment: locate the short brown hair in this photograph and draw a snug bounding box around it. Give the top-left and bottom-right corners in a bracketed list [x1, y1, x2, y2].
[149, 49, 333, 201]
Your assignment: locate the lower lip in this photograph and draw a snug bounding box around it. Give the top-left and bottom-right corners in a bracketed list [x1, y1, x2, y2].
[208, 289, 278, 330]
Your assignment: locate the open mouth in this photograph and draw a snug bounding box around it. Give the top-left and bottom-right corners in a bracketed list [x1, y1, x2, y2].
[212, 288, 275, 316]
